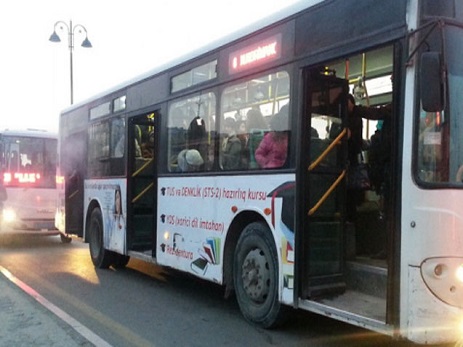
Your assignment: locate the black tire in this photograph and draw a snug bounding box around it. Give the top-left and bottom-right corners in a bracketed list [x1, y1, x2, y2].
[233, 222, 286, 328]
[60, 233, 72, 243]
[88, 208, 112, 269]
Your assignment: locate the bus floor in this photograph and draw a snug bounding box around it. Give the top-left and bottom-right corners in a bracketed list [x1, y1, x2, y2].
[315, 288, 387, 322]
[338, 193, 389, 321]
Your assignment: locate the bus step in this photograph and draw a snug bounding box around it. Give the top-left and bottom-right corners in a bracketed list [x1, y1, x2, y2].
[130, 242, 152, 252]
[345, 260, 387, 298]
[130, 214, 154, 247]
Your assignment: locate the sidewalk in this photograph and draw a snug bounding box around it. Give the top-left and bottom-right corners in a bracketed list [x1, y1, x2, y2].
[0, 267, 104, 347]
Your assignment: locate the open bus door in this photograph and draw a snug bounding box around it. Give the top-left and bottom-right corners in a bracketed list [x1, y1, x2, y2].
[64, 131, 86, 237]
[298, 68, 348, 299]
[126, 112, 157, 256]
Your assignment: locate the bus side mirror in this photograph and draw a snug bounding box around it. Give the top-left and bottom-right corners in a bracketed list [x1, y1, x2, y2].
[420, 52, 444, 112]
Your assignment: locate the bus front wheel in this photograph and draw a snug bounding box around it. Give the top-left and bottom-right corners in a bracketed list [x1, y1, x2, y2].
[233, 222, 286, 328]
[88, 207, 112, 269]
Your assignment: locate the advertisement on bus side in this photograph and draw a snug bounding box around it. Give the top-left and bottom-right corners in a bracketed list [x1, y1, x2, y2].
[157, 174, 295, 301]
[84, 179, 127, 254]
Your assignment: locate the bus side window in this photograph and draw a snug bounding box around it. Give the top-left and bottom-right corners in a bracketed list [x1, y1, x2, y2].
[187, 116, 207, 170]
[111, 118, 125, 158]
[248, 129, 266, 169]
[220, 71, 290, 171]
[167, 93, 216, 173]
[168, 127, 186, 171]
[167, 108, 187, 172]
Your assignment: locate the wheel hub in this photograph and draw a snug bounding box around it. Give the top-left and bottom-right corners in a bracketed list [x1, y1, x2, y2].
[241, 248, 270, 303]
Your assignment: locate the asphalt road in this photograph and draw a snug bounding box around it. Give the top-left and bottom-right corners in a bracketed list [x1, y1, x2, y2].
[0, 234, 441, 347]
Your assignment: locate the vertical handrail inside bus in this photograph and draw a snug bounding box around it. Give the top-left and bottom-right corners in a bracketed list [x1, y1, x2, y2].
[307, 128, 347, 216]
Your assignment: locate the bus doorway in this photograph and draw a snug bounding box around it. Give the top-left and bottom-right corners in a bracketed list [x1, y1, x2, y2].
[126, 112, 157, 256]
[64, 131, 86, 237]
[298, 68, 348, 299]
[298, 54, 394, 326]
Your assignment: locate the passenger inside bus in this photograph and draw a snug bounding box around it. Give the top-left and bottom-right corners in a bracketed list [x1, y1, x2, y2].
[187, 116, 208, 169]
[236, 120, 249, 168]
[220, 117, 242, 170]
[141, 130, 155, 159]
[255, 105, 289, 169]
[346, 93, 392, 259]
[177, 149, 204, 172]
[245, 108, 268, 169]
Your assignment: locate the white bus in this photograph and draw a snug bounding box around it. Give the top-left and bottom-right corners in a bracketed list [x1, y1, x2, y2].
[57, 0, 463, 344]
[0, 129, 71, 242]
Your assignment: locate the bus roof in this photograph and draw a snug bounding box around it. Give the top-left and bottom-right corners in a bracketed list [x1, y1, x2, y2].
[0, 128, 57, 139]
[61, 0, 320, 114]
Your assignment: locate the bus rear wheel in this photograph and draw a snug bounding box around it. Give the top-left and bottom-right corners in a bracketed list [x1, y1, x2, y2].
[233, 222, 286, 328]
[88, 207, 112, 269]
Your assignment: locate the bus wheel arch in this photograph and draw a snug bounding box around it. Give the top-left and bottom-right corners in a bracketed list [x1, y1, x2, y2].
[229, 216, 286, 328]
[87, 204, 112, 269]
[223, 211, 266, 297]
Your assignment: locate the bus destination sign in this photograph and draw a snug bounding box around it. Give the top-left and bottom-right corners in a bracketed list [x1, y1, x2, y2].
[229, 33, 282, 74]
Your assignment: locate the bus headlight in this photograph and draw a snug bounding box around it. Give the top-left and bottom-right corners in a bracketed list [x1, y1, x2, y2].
[456, 264, 463, 283]
[421, 257, 463, 308]
[3, 208, 16, 223]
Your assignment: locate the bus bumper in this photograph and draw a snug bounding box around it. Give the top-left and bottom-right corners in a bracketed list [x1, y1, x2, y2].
[1, 209, 58, 233]
[406, 265, 463, 344]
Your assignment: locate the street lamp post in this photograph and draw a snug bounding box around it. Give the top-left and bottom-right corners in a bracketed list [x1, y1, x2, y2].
[49, 20, 92, 105]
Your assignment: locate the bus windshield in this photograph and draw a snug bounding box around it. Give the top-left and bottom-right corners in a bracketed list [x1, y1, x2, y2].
[417, 23, 463, 185]
[1, 135, 57, 188]
[447, 24, 463, 184]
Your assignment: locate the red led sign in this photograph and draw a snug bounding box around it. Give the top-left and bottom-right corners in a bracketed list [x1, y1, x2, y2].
[229, 33, 282, 74]
[4, 172, 41, 184]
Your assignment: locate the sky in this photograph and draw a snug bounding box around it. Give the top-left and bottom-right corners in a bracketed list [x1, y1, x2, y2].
[0, 0, 301, 133]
